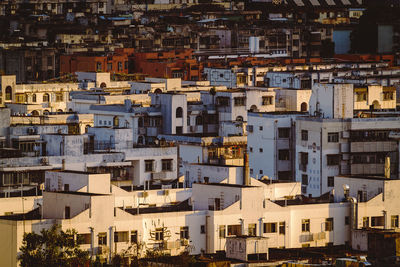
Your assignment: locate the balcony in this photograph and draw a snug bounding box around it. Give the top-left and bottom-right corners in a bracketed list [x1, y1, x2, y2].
[350, 141, 397, 153]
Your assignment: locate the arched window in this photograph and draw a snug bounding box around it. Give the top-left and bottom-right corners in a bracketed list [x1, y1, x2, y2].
[154, 88, 162, 94]
[300, 102, 308, 112]
[236, 116, 243, 122]
[43, 93, 50, 102]
[32, 94, 37, 103]
[31, 110, 39, 116]
[5, 86, 12, 101]
[100, 82, 107, 88]
[56, 109, 63, 113]
[196, 115, 203, 125]
[176, 107, 183, 118]
[113, 116, 119, 127]
[43, 110, 50, 115]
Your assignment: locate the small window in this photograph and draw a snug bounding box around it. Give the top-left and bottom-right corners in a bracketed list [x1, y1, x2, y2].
[98, 232, 107, 245]
[327, 132, 339, 143]
[227, 225, 241, 236]
[200, 225, 205, 234]
[43, 93, 50, 102]
[302, 219, 310, 232]
[345, 216, 350, 225]
[249, 147, 253, 152]
[279, 222, 285, 235]
[176, 107, 183, 118]
[145, 160, 154, 172]
[155, 228, 164, 241]
[259, 126, 263, 131]
[234, 97, 246, 106]
[131, 230, 138, 243]
[327, 155, 340, 166]
[301, 130, 308, 141]
[248, 224, 256, 236]
[180, 226, 189, 239]
[263, 222, 277, 233]
[327, 176, 334, 187]
[278, 128, 290, 138]
[65, 206, 70, 219]
[259, 148, 263, 153]
[278, 149, 290, 160]
[363, 217, 369, 228]
[391, 215, 399, 228]
[325, 218, 334, 231]
[262, 96, 273, 105]
[162, 159, 173, 171]
[219, 225, 226, 238]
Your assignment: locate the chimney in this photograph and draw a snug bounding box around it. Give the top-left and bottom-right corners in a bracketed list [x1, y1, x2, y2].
[385, 156, 390, 179]
[243, 151, 250, 186]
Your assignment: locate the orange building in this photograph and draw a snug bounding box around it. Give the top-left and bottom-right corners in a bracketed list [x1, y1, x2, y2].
[132, 49, 202, 81]
[60, 48, 134, 75]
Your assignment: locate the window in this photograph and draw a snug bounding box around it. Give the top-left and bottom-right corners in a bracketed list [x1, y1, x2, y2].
[195, 115, 203, 125]
[180, 226, 189, 239]
[155, 228, 164, 241]
[56, 93, 63, 102]
[5, 86, 12, 101]
[107, 63, 112, 70]
[227, 225, 242, 236]
[327, 132, 339, 143]
[98, 232, 107, 245]
[219, 225, 226, 238]
[300, 152, 309, 165]
[249, 147, 253, 152]
[357, 190, 367, 202]
[248, 224, 256, 236]
[234, 97, 246, 106]
[371, 216, 384, 227]
[43, 93, 50, 102]
[114, 231, 128, 243]
[217, 97, 230, 106]
[162, 159, 172, 171]
[383, 92, 394, 100]
[15, 94, 26, 103]
[262, 96, 273, 105]
[124, 61, 128, 70]
[327, 155, 340, 166]
[264, 223, 277, 233]
[145, 160, 154, 172]
[118, 62, 123, 71]
[278, 128, 290, 138]
[325, 218, 334, 231]
[345, 216, 350, 225]
[356, 92, 367, 102]
[391, 215, 399, 228]
[302, 174, 308, 186]
[279, 222, 285, 235]
[363, 217, 369, 228]
[77, 234, 91, 244]
[176, 126, 183, 134]
[327, 176, 334, 187]
[65, 206, 70, 219]
[113, 116, 119, 127]
[131, 230, 138, 243]
[176, 107, 183, 118]
[200, 225, 205, 234]
[259, 148, 263, 153]
[259, 126, 263, 131]
[278, 149, 290, 160]
[259, 169, 263, 175]
[301, 130, 308, 141]
[96, 62, 102, 71]
[32, 94, 36, 103]
[302, 219, 310, 232]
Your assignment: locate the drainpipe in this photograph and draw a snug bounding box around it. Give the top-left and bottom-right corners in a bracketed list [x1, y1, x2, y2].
[89, 227, 94, 260]
[348, 197, 358, 248]
[109, 226, 114, 264]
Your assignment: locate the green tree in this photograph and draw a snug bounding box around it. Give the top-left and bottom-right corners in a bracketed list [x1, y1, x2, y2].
[18, 224, 90, 267]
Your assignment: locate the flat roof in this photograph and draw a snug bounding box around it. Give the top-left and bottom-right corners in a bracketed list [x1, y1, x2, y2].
[45, 191, 108, 196]
[195, 182, 256, 188]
